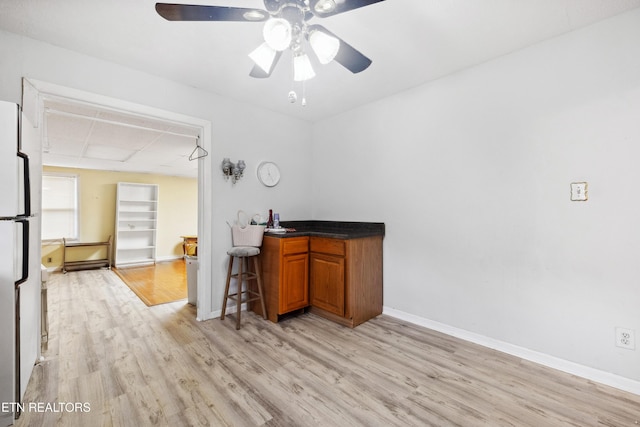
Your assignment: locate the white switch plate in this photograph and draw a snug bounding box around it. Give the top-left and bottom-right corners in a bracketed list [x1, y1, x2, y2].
[571, 182, 588, 201]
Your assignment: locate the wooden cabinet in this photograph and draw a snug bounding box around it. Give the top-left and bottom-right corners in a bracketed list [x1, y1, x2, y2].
[309, 238, 346, 316]
[310, 236, 383, 328]
[256, 233, 383, 328]
[114, 182, 158, 267]
[253, 236, 309, 322]
[281, 252, 309, 314]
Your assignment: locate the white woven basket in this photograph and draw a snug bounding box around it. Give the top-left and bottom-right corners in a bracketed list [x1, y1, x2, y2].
[231, 224, 265, 247]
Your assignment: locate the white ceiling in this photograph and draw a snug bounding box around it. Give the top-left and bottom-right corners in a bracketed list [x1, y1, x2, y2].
[2, 0, 640, 176]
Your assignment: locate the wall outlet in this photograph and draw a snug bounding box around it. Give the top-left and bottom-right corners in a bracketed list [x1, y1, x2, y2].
[47, 257, 52, 263]
[615, 327, 635, 350]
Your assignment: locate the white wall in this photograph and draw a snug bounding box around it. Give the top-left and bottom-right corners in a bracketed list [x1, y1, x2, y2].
[3, 7, 639, 390]
[0, 29, 314, 316]
[311, 8, 640, 383]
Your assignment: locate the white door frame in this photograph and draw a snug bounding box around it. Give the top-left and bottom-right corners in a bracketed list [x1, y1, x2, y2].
[22, 78, 214, 320]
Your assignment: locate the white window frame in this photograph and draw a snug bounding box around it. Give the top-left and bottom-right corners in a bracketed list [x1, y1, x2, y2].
[41, 172, 79, 241]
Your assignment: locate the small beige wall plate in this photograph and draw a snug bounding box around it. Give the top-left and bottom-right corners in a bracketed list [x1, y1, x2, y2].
[570, 182, 588, 201]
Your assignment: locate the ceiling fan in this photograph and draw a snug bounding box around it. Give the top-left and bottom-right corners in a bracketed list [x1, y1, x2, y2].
[155, 0, 385, 103]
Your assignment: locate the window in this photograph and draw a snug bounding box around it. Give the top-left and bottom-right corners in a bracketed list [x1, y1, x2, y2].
[41, 173, 78, 240]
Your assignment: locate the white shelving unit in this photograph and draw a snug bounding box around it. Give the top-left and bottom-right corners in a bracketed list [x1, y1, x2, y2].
[114, 182, 159, 267]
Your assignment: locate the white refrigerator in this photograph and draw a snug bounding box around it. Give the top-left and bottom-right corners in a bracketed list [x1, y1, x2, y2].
[0, 100, 41, 426]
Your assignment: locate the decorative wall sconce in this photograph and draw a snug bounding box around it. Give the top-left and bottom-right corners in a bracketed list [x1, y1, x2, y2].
[221, 158, 246, 184]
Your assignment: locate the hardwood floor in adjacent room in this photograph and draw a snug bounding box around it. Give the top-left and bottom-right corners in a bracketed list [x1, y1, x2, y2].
[113, 259, 188, 306]
[18, 270, 640, 426]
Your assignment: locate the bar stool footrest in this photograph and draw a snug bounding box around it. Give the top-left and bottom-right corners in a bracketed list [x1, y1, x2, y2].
[225, 290, 263, 305]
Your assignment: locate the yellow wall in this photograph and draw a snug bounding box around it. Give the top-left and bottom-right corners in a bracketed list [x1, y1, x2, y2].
[42, 166, 197, 269]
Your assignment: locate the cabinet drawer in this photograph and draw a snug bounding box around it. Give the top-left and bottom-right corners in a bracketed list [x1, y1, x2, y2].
[282, 237, 309, 255]
[310, 237, 346, 256]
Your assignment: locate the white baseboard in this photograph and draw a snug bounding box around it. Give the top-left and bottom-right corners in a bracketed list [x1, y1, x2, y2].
[383, 306, 640, 396]
[156, 255, 184, 262]
[202, 304, 247, 322]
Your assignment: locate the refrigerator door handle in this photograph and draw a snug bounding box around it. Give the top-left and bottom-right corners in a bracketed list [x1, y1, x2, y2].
[15, 218, 29, 287]
[17, 151, 31, 218]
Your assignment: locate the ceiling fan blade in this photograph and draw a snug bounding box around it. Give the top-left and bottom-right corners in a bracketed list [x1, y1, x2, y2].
[309, 0, 385, 18]
[155, 3, 269, 22]
[308, 25, 372, 73]
[250, 51, 283, 78]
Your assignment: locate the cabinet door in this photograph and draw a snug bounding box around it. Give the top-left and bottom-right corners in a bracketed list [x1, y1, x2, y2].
[310, 253, 345, 316]
[280, 253, 309, 314]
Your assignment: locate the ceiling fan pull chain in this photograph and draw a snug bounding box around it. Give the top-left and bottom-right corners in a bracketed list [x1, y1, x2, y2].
[288, 53, 298, 103]
[302, 80, 307, 107]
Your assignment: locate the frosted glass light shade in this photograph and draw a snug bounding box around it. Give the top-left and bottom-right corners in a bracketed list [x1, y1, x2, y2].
[314, 0, 337, 14]
[263, 18, 292, 51]
[293, 54, 316, 81]
[309, 30, 340, 64]
[249, 43, 277, 73]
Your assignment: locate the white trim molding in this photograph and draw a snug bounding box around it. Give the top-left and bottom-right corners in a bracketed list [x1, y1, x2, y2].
[383, 306, 640, 396]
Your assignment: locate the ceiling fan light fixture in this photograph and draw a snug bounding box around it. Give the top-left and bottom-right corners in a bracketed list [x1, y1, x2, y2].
[314, 0, 337, 14]
[309, 30, 340, 64]
[263, 18, 293, 51]
[249, 42, 277, 73]
[293, 53, 316, 81]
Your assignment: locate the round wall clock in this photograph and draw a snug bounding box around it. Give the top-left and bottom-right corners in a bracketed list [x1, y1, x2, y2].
[257, 161, 281, 187]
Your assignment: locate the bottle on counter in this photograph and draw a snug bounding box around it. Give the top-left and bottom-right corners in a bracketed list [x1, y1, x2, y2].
[274, 213, 280, 228]
[267, 209, 274, 228]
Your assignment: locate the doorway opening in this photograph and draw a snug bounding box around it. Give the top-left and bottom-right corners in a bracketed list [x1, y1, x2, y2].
[23, 78, 214, 320]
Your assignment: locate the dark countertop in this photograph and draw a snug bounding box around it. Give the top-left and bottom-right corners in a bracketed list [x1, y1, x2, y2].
[264, 220, 385, 240]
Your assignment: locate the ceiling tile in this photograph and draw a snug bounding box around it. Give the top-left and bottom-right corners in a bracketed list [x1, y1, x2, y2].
[84, 144, 136, 162]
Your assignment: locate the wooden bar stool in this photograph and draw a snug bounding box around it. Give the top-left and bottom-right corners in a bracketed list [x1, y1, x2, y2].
[220, 246, 267, 329]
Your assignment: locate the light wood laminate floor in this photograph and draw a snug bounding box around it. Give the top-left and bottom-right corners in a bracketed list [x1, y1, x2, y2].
[18, 270, 640, 426]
